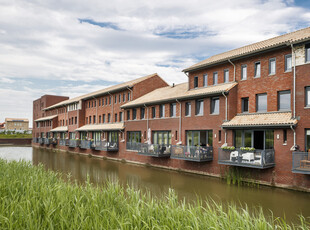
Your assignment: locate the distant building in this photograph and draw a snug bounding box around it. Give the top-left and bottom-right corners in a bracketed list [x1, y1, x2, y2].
[0, 122, 5, 129]
[5, 118, 29, 131]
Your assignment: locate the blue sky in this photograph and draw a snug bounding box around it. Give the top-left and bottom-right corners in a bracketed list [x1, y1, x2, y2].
[0, 0, 310, 126]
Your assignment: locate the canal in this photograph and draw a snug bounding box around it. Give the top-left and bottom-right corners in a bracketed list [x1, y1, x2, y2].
[0, 146, 310, 224]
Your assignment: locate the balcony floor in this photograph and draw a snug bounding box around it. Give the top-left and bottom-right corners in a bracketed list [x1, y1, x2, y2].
[138, 152, 170, 157]
[292, 167, 310, 175]
[171, 155, 212, 162]
[218, 160, 275, 169]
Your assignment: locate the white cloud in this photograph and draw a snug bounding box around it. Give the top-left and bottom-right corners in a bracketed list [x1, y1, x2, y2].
[0, 0, 309, 123]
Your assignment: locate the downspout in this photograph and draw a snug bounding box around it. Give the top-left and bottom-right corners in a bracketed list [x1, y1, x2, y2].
[144, 104, 149, 142]
[290, 125, 297, 151]
[222, 92, 228, 145]
[127, 87, 133, 101]
[228, 59, 236, 82]
[176, 99, 182, 143]
[291, 43, 297, 150]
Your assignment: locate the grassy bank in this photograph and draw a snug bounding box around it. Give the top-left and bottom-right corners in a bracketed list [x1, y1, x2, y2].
[0, 160, 308, 229]
[0, 133, 32, 139]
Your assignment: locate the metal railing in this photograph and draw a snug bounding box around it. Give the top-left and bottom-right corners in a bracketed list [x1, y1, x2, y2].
[38, 138, 44, 144]
[94, 141, 119, 151]
[80, 140, 94, 149]
[59, 139, 67, 146]
[171, 145, 213, 162]
[218, 148, 275, 169]
[69, 139, 80, 148]
[138, 143, 171, 157]
[32, 138, 38, 143]
[44, 138, 52, 145]
[292, 152, 310, 174]
[126, 142, 141, 151]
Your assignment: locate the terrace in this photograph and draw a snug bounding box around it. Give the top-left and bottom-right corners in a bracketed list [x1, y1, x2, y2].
[218, 148, 275, 169]
[80, 140, 93, 149]
[94, 141, 119, 151]
[138, 143, 171, 157]
[68, 139, 80, 148]
[59, 139, 67, 146]
[44, 138, 52, 145]
[292, 152, 310, 174]
[170, 146, 213, 162]
[126, 142, 141, 151]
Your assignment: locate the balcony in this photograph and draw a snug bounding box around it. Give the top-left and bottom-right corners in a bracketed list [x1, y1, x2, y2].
[38, 138, 44, 144]
[94, 141, 119, 151]
[80, 140, 94, 149]
[32, 138, 38, 143]
[138, 143, 171, 157]
[59, 139, 67, 146]
[292, 152, 310, 174]
[44, 138, 52, 145]
[218, 148, 275, 169]
[68, 139, 80, 148]
[170, 146, 213, 162]
[126, 142, 140, 151]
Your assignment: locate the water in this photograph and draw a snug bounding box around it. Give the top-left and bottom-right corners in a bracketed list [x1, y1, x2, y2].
[1, 146, 310, 223]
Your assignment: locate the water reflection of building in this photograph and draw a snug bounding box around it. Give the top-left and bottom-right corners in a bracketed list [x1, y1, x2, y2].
[32, 27, 310, 191]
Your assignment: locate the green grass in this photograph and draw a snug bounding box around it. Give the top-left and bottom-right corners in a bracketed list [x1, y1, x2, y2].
[0, 133, 32, 139]
[0, 159, 309, 230]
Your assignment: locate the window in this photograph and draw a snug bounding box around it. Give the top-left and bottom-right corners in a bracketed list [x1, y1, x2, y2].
[103, 114, 106, 123]
[152, 107, 156, 118]
[211, 97, 219, 114]
[99, 115, 101, 123]
[88, 101, 90, 108]
[185, 102, 191, 116]
[285, 54, 292, 72]
[119, 94, 121, 103]
[123, 93, 126, 102]
[218, 130, 221, 142]
[94, 101, 96, 107]
[195, 100, 204, 115]
[119, 112, 123, 122]
[306, 129, 310, 152]
[153, 131, 171, 145]
[278, 90, 291, 111]
[127, 110, 130, 120]
[93, 115, 96, 124]
[140, 107, 145, 119]
[256, 93, 267, 112]
[203, 74, 208, 86]
[75, 116, 77, 124]
[102, 98, 104, 106]
[194, 76, 198, 88]
[283, 129, 287, 144]
[213, 72, 218, 85]
[127, 131, 141, 150]
[224, 70, 229, 83]
[115, 95, 117, 104]
[186, 130, 213, 147]
[306, 87, 310, 107]
[92, 101, 93, 107]
[109, 97, 111, 105]
[99, 99, 101, 106]
[108, 113, 111, 123]
[115, 113, 117, 122]
[170, 103, 176, 117]
[306, 43, 310, 62]
[105, 98, 107, 105]
[132, 108, 137, 120]
[159, 105, 165, 118]
[241, 65, 247, 80]
[254, 62, 261, 78]
[269, 58, 276, 75]
[89, 116, 91, 124]
[241, 97, 249, 113]
[128, 92, 130, 101]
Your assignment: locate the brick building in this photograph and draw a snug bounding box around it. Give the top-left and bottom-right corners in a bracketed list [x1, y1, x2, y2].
[5, 118, 29, 131]
[33, 27, 310, 191]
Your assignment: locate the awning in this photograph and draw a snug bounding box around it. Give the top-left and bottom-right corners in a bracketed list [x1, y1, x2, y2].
[50, 126, 68, 132]
[222, 112, 298, 129]
[34, 115, 58, 122]
[75, 123, 124, 131]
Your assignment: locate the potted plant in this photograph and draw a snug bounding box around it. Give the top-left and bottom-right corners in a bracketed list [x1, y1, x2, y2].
[221, 146, 235, 151]
[240, 147, 255, 152]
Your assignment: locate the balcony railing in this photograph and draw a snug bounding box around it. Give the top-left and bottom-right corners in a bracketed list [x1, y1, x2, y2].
[138, 143, 171, 157]
[32, 138, 38, 143]
[126, 142, 140, 151]
[69, 139, 80, 148]
[44, 138, 52, 145]
[80, 140, 95, 149]
[171, 145, 213, 162]
[59, 139, 67, 146]
[38, 138, 44, 144]
[292, 152, 310, 174]
[94, 141, 119, 151]
[218, 148, 275, 169]
[51, 139, 57, 145]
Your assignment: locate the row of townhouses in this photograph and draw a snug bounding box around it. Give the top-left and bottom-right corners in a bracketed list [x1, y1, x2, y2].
[33, 27, 310, 191]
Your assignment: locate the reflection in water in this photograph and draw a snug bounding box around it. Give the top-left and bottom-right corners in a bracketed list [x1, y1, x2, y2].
[0, 146, 309, 223]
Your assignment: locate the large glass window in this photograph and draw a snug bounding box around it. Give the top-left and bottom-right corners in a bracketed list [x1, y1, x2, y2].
[278, 90, 291, 111]
[153, 131, 171, 145]
[159, 105, 165, 118]
[224, 70, 229, 83]
[109, 131, 118, 143]
[306, 87, 310, 107]
[132, 108, 137, 120]
[285, 54, 292, 72]
[234, 130, 274, 149]
[242, 97, 249, 113]
[235, 130, 242, 148]
[93, 131, 101, 144]
[254, 62, 261, 78]
[185, 102, 191, 116]
[186, 130, 213, 147]
[170, 103, 176, 117]
[211, 97, 219, 114]
[269, 58, 276, 75]
[108, 113, 111, 123]
[80, 132, 87, 140]
[194, 76, 198, 88]
[140, 107, 145, 119]
[241, 65, 247, 80]
[306, 129, 310, 152]
[195, 100, 204, 115]
[203, 74, 208, 86]
[256, 93, 267, 112]
[127, 131, 141, 150]
[265, 130, 274, 149]
[213, 72, 218, 85]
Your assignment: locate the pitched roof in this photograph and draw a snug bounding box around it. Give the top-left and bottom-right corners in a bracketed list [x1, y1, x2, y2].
[184, 27, 310, 72]
[75, 123, 124, 131]
[34, 115, 58, 122]
[5, 118, 29, 122]
[122, 82, 237, 108]
[222, 112, 298, 128]
[50, 126, 68, 132]
[44, 73, 161, 110]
